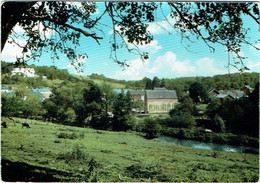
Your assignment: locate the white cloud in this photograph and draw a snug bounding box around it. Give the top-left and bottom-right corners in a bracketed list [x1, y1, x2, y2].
[1, 21, 56, 62]
[112, 51, 234, 80]
[247, 60, 260, 70]
[114, 58, 149, 80]
[147, 15, 176, 35]
[138, 40, 162, 50]
[1, 39, 28, 62]
[67, 55, 87, 68]
[148, 51, 195, 74]
[194, 57, 226, 76]
[113, 51, 196, 80]
[108, 25, 162, 52]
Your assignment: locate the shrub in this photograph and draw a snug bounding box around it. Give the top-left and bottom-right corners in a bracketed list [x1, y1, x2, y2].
[212, 114, 226, 133]
[57, 132, 78, 139]
[57, 145, 87, 164]
[125, 164, 162, 180]
[143, 118, 161, 139]
[168, 113, 196, 129]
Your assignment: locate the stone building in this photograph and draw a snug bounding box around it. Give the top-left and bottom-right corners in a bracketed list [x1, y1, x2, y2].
[144, 88, 178, 113]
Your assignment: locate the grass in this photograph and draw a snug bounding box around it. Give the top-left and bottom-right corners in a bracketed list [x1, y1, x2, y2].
[196, 103, 208, 112]
[73, 75, 127, 89]
[1, 117, 259, 182]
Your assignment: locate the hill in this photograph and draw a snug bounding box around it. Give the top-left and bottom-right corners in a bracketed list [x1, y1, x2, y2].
[2, 61, 259, 92]
[1, 61, 128, 89]
[1, 117, 258, 182]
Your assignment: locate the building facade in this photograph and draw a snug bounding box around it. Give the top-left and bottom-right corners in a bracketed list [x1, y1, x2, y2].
[11, 68, 39, 77]
[145, 88, 178, 113]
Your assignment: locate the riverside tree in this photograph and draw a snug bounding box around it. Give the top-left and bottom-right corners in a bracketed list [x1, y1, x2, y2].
[2, 2, 259, 70]
[112, 91, 133, 131]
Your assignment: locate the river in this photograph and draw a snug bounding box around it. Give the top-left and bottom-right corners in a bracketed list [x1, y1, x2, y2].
[140, 133, 258, 153]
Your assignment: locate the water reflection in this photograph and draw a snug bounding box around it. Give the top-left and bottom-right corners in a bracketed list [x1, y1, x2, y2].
[155, 135, 258, 154]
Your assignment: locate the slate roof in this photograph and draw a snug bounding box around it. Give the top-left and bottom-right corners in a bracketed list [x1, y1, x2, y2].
[28, 91, 46, 101]
[113, 89, 132, 94]
[31, 88, 51, 93]
[218, 90, 246, 99]
[208, 89, 220, 94]
[243, 85, 253, 90]
[154, 87, 167, 91]
[130, 90, 145, 95]
[1, 85, 9, 90]
[216, 94, 235, 99]
[2, 91, 16, 97]
[146, 90, 178, 99]
[1, 85, 12, 92]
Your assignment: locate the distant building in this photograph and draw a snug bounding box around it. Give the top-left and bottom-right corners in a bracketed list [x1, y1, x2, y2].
[27, 88, 52, 101]
[208, 87, 249, 104]
[11, 68, 39, 77]
[1, 85, 12, 93]
[113, 87, 178, 113]
[31, 88, 52, 99]
[130, 90, 145, 102]
[208, 89, 220, 97]
[241, 85, 253, 95]
[145, 88, 178, 113]
[113, 89, 132, 95]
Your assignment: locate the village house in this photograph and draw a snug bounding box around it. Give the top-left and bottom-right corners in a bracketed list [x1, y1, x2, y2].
[1, 85, 13, 93]
[113, 88, 178, 113]
[1, 85, 15, 97]
[241, 85, 253, 95]
[129, 90, 145, 102]
[145, 88, 178, 113]
[11, 68, 39, 77]
[208, 86, 250, 104]
[27, 88, 52, 101]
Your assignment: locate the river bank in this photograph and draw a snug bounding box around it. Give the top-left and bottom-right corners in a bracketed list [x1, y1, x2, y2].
[161, 127, 259, 149]
[156, 135, 258, 154]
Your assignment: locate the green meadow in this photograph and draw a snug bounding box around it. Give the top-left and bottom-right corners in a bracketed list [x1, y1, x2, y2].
[1, 117, 259, 182]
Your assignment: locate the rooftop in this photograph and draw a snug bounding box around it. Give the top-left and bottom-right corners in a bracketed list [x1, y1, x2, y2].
[31, 88, 51, 93]
[146, 90, 178, 99]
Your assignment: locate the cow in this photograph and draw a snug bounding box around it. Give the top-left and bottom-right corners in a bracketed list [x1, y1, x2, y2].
[1, 120, 8, 128]
[22, 122, 31, 128]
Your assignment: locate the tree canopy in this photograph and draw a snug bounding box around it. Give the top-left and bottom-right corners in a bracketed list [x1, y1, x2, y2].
[2, 2, 259, 70]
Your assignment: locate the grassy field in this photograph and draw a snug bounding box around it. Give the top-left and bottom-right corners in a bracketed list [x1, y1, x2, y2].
[1, 117, 259, 182]
[73, 75, 127, 89]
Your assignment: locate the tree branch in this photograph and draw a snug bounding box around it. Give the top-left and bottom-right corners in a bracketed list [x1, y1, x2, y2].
[169, 3, 216, 52]
[26, 13, 103, 45]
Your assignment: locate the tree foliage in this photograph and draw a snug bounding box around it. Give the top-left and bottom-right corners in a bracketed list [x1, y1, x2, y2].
[23, 93, 45, 119]
[112, 91, 133, 131]
[188, 82, 209, 103]
[1, 95, 24, 117]
[169, 97, 197, 129]
[143, 118, 161, 139]
[2, 2, 259, 70]
[206, 82, 259, 137]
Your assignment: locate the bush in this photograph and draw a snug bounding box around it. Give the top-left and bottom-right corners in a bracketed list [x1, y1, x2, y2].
[212, 114, 226, 133]
[57, 132, 78, 139]
[167, 113, 196, 129]
[57, 145, 87, 164]
[125, 164, 162, 180]
[142, 118, 161, 139]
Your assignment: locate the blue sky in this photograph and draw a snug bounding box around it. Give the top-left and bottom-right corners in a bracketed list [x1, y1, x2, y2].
[2, 2, 259, 81]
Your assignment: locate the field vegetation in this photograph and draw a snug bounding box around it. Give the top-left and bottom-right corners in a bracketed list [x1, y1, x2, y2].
[1, 117, 259, 182]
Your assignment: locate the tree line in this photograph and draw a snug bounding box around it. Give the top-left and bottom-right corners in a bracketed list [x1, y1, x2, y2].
[2, 80, 136, 132]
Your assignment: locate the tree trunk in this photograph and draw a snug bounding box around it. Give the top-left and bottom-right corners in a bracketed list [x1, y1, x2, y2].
[1, 2, 35, 51]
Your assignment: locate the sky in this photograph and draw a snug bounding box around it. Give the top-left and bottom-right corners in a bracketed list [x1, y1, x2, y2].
[1, 2, 259, 81]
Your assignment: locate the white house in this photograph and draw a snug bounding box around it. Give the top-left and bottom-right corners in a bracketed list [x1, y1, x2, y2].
[11, 68, 39, 77]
